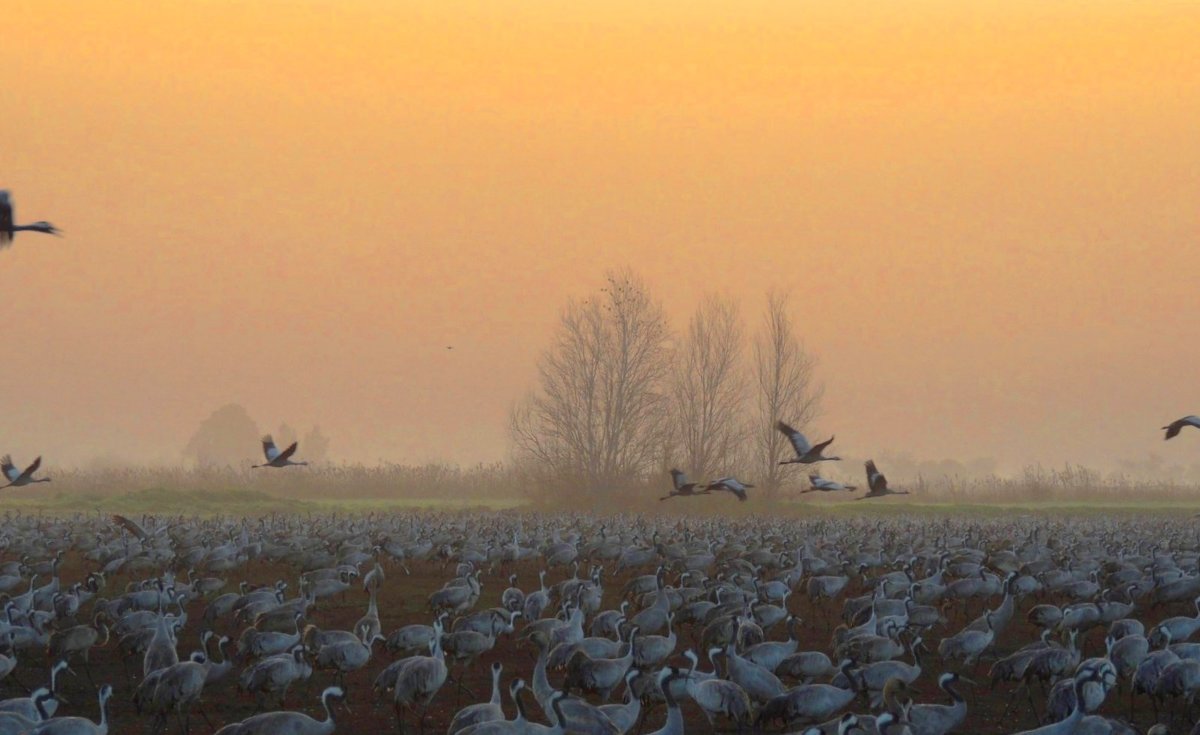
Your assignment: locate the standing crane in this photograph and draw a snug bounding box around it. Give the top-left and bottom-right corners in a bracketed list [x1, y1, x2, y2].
[393, 624, 449, 734]
[215, 686, 344, 735]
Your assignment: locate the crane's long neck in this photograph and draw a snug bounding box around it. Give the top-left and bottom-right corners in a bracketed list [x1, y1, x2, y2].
[321, 691, 337, 730]
[489, 668, 502, 705]
[512, 686, 528, 725]
[97, 690, 109, 733]
[1065, 683, 1086, 727]
[532, 642, 552, 710]
[216, 638, 231, 666]
[661, 692, 682, 733]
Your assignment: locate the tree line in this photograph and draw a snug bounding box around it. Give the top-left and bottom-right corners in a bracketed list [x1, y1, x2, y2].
[183, 403, 331, 467]
[509, 268, 822, 498]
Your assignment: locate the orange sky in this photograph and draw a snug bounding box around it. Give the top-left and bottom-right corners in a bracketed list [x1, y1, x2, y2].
[2, 1, 1198, 472]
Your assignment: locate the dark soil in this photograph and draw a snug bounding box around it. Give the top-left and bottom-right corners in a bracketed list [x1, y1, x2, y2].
[14, 552, 1186, 734]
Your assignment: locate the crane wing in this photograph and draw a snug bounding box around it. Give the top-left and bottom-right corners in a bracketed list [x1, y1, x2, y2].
[864, 460, 888, 493]
[1165, 416, 1200, 440]
[775, 421, 811, 455]
[669, 469, 689, 490]
[276, 441, 299, 462]
[708, 477, 749, 499]
[0, 455, 17, 482]
[0, 191, 12, 246]
[111, 514, 150, 541]
[261, 435, 280, 461]
[810, 435, 835, 455]
[15, 456, 41, 483]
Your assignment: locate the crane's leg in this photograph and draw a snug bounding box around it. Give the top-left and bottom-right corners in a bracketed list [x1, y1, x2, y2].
[1024, 681, 1040, 723]
[634, 701, 655, 734]
[460, 673, 477, 698]
[197, 703, 213, 730]
[1001, 682, 1021, 719]
[82, 658, 96, 689]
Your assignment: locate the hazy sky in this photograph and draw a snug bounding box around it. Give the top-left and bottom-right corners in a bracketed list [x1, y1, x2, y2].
[2, 1, 1198, 472]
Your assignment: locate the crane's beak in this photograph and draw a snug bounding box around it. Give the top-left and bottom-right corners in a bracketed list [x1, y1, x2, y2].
[960, 677, 978, 686]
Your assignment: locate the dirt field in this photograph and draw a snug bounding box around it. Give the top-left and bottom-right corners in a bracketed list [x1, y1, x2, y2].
[10, 545, 1188, 734]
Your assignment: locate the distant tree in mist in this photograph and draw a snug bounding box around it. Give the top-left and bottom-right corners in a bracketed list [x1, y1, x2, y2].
[268, 423, 329, 463]
[669, 295, 747, 480]
[183, 404, 260, 467]
[753, 291, 823, 498]
[302, 425, 331, 462]
[875, 453, 999, 483]
[275, 423, 298, 448]
[1112, 453, 1200, 485]
[509, 269, 671, 493]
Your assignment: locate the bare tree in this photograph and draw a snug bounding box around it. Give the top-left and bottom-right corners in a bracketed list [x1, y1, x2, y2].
[754, 291, 823, 497]
[510, 269, 671, 494]
[669, 295, 747, 480]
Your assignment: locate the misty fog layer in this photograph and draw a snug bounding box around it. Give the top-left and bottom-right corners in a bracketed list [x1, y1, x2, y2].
[2, 2, 1198, 476]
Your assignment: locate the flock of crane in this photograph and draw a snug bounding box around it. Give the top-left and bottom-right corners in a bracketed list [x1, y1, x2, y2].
[660, 422, 877, 503]
[0, 512, 1194, 734]
[0, 437, 305, 490]
[666, 418, 1200, 504]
